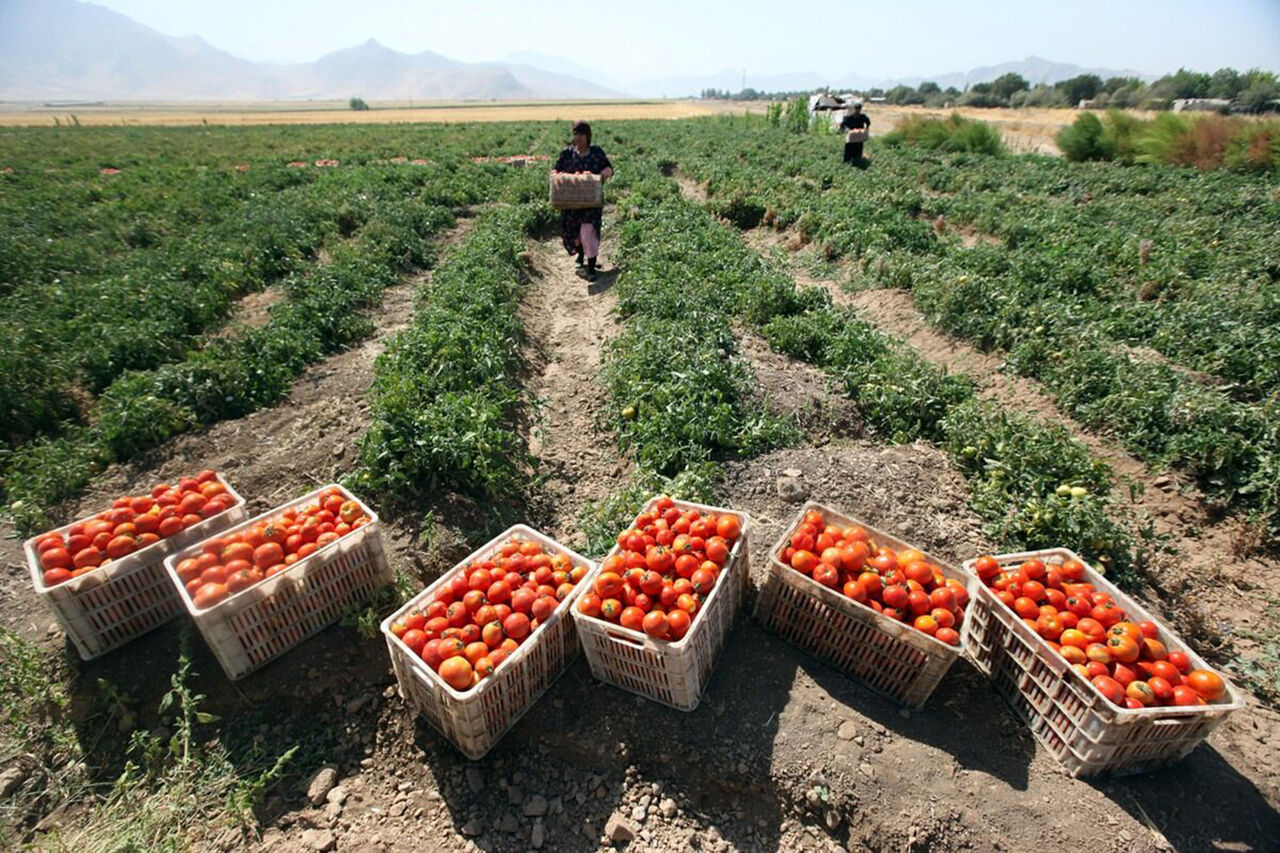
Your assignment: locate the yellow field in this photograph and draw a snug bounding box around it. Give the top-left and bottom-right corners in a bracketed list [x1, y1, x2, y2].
[0, 98, 1110, 156]
[0, 98, 728, 127]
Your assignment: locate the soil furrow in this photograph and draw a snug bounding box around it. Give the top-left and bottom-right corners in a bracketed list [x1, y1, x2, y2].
[519, 212, 631, 549]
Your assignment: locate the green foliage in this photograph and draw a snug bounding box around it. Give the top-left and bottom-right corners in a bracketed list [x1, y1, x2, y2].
[357, 204, 543, 501]
[1057, 112, 1110, 161]
[783, 96, 811, 134]
[883, 113, 1006, 155]
[349, 97, 370, 111]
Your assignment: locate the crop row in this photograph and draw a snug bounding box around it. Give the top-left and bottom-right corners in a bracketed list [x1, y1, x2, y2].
[614, 183, 1139, 580]
[354, 202, 553, 505]
[647, 116, 1279, 542]
[2, 189, 458, 534]
[0, 122, 559, 451]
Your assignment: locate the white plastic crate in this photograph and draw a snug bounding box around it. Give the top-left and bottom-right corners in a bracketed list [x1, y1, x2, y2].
[383, 525, 591, 760]
[963, 548, 1245, 776]
[549, 171, 603, 210]
[163, 484, 390, 681]
[24, 474, 247, 660]
[754, 501, 968, 709]
[571, 497, 751, 712]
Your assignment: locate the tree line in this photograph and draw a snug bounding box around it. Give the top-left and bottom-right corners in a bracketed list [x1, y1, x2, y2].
[703, 67, 1280, 113]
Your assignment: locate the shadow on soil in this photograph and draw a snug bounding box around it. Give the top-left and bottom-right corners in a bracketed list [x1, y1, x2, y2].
[799, 652, 1036, 791]
[1096, 744, 1280, 850]
[419, 616, 795, 852]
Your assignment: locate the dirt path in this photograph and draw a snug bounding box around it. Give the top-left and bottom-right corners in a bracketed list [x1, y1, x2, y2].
[519, 213, 631, 549]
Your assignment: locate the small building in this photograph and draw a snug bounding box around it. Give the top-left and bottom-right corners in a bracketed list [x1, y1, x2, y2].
[1172, 98, 1231, 113]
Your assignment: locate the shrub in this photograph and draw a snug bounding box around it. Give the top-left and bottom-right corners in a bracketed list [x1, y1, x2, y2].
[349, 97, 370, 111]
[1057, 112, 1109, 162]
[884, 114, 1005, 155]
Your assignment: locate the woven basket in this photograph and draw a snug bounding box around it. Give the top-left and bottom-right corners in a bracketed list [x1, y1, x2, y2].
[550, 172, 603, 210]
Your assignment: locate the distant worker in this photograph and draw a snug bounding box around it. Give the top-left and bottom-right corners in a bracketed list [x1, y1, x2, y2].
[840, 102, 871, 166]
[553, 120, 613, 281]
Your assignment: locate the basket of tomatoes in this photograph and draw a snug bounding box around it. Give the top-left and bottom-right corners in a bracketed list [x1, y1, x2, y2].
[162, 483, 389, 681]
[570, 496, 750, 712]
[964, 548, 1244, 777]
[24, 470, 247, 660]
[754, 502, 969, 709]
[382, 526, 591, 760]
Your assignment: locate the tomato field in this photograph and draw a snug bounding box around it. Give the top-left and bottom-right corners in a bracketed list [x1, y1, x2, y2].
[1, 116, 1279, 851]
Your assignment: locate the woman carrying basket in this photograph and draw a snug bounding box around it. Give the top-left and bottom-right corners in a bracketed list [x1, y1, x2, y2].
[553, 121, 613, 281]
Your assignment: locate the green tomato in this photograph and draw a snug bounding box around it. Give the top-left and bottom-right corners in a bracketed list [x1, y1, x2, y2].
[621, 406, 637, 420]
[1070, 486, 1088, 499]
[1055, 484, 1072, 497]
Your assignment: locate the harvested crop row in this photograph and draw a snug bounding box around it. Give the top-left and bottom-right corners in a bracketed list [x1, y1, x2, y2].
[3, 191, 458, 534]
[629, 185, 1139, 581]
[355, 203, 553, 504]
[661, 117, 1280, 543]
[577, 178, 804, 552]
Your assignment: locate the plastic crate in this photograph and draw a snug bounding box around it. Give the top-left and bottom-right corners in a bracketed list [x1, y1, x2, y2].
[383, 526, 592, 760]
[753, 501, 967, 709]
[549, 172, 603, 210]
[163, 484, 390, 681]
[963, 548, 1245, 777]
[24, 474, 247, 660]
[570, 498, 751, 712]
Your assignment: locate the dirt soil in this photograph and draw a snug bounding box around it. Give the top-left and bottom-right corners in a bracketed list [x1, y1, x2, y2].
[520, 210, 632, 550]
[3, 195, 1279, 852]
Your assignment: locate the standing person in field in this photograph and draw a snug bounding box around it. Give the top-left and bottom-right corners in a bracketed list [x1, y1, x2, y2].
[553, 120, 613, 281]
[840, 101, 871, 166]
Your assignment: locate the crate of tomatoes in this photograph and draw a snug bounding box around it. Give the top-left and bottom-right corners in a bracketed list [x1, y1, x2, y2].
[965, 548, 1244, 776]
[570, 496, 750, 712]
[163, 483, 389, 680]
[383, 526, 591, 760]
[753, 502, 968, 709]
[24, 470, 246, 660]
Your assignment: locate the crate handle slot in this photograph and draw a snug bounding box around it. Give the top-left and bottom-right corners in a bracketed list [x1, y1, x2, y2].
[605, 630, 646, 649]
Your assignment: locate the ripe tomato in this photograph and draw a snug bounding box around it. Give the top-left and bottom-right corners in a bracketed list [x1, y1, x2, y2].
[913, 614, 939, 636]
[438, 656, 474, 690]
[1091, 675, 1126, 705]
[667, 608, 692, 639]
[790, 550, 818, 575]
[1166, 650, 1191, 673]
[812, 563, 840, 589]
[1171, 685, 1200, 706]
[642, 610, 669, 639]
[193, 582, 228, 610]
[1106, 635, 1140, 664]
[503, 612, 531, 640]
[1186, 669, 1226, 701]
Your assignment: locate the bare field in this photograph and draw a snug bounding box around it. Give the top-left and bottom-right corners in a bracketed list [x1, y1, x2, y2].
[0, 98, 727, 127]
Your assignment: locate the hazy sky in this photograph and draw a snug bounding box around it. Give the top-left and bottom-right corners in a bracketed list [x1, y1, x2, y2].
[94, 0, 1280, 82]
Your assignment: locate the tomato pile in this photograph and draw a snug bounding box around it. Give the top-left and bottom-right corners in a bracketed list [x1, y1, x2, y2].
[391, 536, 584, 691]
[34, 470, 236, 589]
[577, 497, 743, 641]
[779, 510, 966, 646]
[175, 486, 371, 611]
[972, 555, 1229, 708]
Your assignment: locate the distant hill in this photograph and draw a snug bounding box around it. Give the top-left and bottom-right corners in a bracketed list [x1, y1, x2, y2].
[0, 1, 1156, 102]
[0, 0, 621, 101]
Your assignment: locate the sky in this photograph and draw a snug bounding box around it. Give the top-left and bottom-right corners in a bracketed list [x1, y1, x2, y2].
[91, 0, 1280, 83]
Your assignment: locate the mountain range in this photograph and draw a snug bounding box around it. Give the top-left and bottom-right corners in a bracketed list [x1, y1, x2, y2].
[0, 0, 1152, 102]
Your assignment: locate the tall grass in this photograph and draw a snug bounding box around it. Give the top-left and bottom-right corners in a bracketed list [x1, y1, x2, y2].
[1059, 110, 1280, 171]
[883, 113, 1006, 155]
